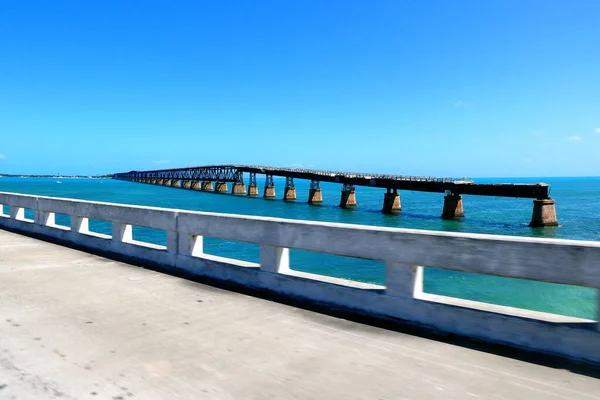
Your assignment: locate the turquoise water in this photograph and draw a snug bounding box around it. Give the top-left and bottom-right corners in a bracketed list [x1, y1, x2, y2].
[1, 176, 598, 319]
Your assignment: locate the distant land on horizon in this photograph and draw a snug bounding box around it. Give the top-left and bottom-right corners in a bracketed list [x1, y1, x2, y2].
[0, 174, 112, 179]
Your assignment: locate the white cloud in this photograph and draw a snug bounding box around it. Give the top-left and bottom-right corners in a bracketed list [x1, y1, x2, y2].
[568, 136, 583, 141]
[0, 154, 5, 159]
[153, 159, 170, 164]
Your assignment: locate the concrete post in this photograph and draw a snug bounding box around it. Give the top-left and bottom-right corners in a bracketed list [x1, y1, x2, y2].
[70, 216, 89, 234]
[529, 199, 558, 227]
[597, 289, 600, 331]
[248, 185, 259, 196]
[284, 176, 296, 201]
[35, 210, 55, 226]
[264, 174, 276, 198]
[191, 181, 201, 190]
[283, 187, 297, 201]
[260, 245, 290, 273]
[172, 180, 181, 188]
[308, 189, 323, 205]
[231, 182, 247, 195]
[201, 181, 213, 191]
[167, 231, 179, 254]
[264, 186, 276, 198]
[0, 203, 6, 217]
[441, 194, 464, 220]
[339, 188, 357, 209]
[215, 182, 228, 193]
[382, 189, 401, 214]
[112, 222, 132, 243]
[178, 234, 204, 257]
[182, 181, 192, 189]
[385, 262, 423, 298]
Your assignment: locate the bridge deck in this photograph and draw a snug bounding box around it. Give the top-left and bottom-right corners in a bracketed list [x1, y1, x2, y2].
[1, 229, 597, 399]
[115, 165, 551, 198]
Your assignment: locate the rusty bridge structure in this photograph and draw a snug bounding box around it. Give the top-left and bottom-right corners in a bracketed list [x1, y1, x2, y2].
[113, 165, 557, 227]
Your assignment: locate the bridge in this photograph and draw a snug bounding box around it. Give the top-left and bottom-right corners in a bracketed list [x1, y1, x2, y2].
[0, 191, 598, 398]
[113, 165, 558, 227]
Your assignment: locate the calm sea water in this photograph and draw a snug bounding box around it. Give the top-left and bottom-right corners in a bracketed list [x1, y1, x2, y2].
[1, 176, 599, 319]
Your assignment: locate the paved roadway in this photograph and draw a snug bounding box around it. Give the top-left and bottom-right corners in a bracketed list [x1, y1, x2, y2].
[1, 229, 599, 399]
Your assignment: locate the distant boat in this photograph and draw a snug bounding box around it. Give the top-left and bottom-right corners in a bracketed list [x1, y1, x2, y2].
[56, 180, 62, 184]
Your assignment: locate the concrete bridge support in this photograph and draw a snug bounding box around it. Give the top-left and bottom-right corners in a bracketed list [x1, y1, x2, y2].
[171, 179, 181, 188]
[191, 181, 201, 190]
[215, 182, 228, 193]
[308, 180, 323, 205]
[382, 188, 401, 214]
[164, 180, 173, 187]
[232, 182, 246, 195]
[284, 177, 296, 201]
[182, 181, 192, 189]
[529, 199, 558, 227]
[441, 194, 464, 219]
[248, 185, 259, 196]
[201, 181, 213, 191]
[264, 174, 276, 199]
[248, 173, 259, 196]
[339, 184, 357, 209]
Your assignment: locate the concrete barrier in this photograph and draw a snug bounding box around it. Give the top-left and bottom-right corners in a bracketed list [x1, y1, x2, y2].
[1, 191, 599, 363]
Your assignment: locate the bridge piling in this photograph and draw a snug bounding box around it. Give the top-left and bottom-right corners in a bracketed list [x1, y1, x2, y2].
[191, 181, 201, 190]
[382, 188, 401, 214]
[340, 184, 357, 209]
[172, 179, 181, 188]
[308, 180, 323, 205]
[529, 199, 558, 227]
[201, 181, 213, 191]
[284, 177, 296, 201]
[264, 174, 276, 198]
[232, 182, 246, 195]
[182, 181, 192, 189]
[215, 182, 228, 193]
[248, 173, 259, 196]
[441, 194, 464, 220]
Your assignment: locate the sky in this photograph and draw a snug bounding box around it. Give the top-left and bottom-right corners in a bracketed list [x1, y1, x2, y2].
[0, 1, 599, 177]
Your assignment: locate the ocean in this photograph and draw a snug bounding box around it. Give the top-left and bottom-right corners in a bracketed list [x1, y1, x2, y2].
[1, 176, 598, 319]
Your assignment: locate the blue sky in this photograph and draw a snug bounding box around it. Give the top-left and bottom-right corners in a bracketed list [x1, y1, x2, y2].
[1, 1, 599, 177]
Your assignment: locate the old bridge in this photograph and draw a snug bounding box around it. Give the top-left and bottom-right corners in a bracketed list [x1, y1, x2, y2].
[113, 165, 558, 227]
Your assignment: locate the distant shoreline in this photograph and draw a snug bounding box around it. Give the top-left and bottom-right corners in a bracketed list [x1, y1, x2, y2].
[0, 175, 112, 179]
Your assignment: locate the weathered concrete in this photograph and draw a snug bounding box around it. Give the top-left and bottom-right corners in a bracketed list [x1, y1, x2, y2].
[171, 179, 181, 188]
[182, 181, 192, 189]
[340, 188, 357, 209]
[231, 182, 246, 195]
[191, 181, 201, 190]
[283, 187, 296, 201]
[530, 199, 558, 227]
[201, 181, 213, 191]
[263, 186, 276, 198]
[214, 182, 228, 193]
[1, 191, 599, 364]
[382, 191, 401, 214]
[442, 194, 465, 219]
[308, 188, 323, 205]
[1, 229, 600, 400]
[248, 184, 259, 196]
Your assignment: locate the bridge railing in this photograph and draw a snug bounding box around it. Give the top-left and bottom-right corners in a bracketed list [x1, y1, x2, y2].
[0, 191, 599, 363]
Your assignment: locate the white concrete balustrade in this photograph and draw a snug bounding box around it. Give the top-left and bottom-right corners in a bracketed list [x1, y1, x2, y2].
[1, 191, 599, 363]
